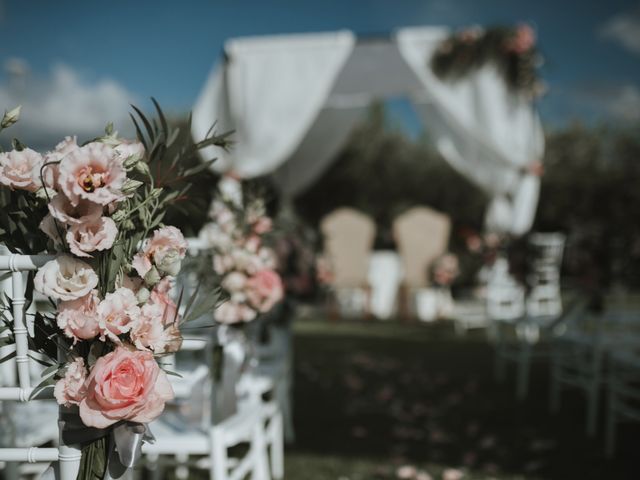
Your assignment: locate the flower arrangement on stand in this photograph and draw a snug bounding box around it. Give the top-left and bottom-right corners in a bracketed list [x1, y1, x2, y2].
[431, 23, 544, 98]
[194, 186, 284, 418]
[0, 102, 229, 479]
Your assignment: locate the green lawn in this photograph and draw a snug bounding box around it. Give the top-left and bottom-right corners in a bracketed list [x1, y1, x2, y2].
[285, 318, 638, 480]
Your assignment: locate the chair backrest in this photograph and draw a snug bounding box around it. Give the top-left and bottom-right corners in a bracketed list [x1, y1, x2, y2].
[0, 253, 82, 480]
[320, 208, 375, 288]
[486, 257, 525, 321]
[393, 206, 451, 288]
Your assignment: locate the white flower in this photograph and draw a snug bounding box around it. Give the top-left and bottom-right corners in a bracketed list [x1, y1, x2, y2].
[34, 255, 98, 301]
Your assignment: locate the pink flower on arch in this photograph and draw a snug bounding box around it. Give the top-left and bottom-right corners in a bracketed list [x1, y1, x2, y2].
[97, 287, 141, 342]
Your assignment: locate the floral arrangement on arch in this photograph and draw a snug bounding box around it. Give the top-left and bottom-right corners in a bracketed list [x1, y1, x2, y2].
[0, 102, 228, 477]
[197, 190, 284, 325]
[430, 23, 544, 98]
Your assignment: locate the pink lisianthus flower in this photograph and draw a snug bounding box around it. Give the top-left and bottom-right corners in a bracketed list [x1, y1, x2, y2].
[97, 287, 141, 342]
[34, 255, 98, 301]
[114, 140, 145, 163]
[0, 148, 44, 192]
[214, 300, 257, 324]
[54, 357, 87, 407]
[130, 302, 182, 354]
[42, 136, 79, 190]
[48, 194, 102, 226]
[213, 253, 234, 275]
[79, 347, 174, 428]
[133, 226, 187, 278]
[57, 290, 101, 342]
[58, 141, 126, 206]
[66, 216, 118, 258]
[246, 269, 284, 313]
[149, 277, 178, 324]
[39, 214, 66, 246]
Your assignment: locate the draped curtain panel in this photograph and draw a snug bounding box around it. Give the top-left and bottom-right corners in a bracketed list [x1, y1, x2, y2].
[191, 31, 356, 178]
[192, 28, 545, 235]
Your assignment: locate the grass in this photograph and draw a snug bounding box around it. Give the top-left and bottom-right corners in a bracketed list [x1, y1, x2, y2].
[285, 317, 639, 480]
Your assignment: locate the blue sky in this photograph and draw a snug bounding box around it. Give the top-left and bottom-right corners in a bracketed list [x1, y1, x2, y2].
[1, 0, 639, 142]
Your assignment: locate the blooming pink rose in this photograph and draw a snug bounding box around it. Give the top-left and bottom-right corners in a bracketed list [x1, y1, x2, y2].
[54, 357, 87, 407]
[49, 194, 102, 226]
[66, 216, 118, 258]
[58, 141, 126, 206]
[246, 269, 284, 313]
[97, 287, 140, 342]
[0, 148, 44, 192]
[57, 291, 101, 342]
[135, 226, 187, 278]
[34, 255, 98, 301]
[79, 347, 174, 428]
[214, 301, 256, 324]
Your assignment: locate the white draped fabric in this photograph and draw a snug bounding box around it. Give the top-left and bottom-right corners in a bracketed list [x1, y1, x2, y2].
[192, 28, 545, 235]
[192, 31, 356, 178]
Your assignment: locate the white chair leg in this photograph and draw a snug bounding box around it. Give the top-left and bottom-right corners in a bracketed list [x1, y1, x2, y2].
[252, 422, 270, 480]
[175, 452, 189, 480]
[210, 428, 227, 480]
[270, 412, 284, 480]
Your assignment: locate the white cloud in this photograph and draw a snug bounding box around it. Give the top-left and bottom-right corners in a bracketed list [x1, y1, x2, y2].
[600, 6, 640, 55]
[605, 85, 640, 121]
[0, 61, 137, 148]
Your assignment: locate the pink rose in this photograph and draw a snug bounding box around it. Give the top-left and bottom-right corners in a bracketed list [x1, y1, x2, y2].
[54, 357, 87, 407]
[34, 255, 98, 301]
[49, 194, 102, 226]
[245, 269, 284, 313]
[57, 291, 101, 342]
[66, 216, 118, 258]
[97, 287, 140, 342]
[0, 148, 44, 192]
[58, 141, 126, 206]
[214, 301, 257, 324]
[135, 226, 187, 278]
[79, 347, 174, 428]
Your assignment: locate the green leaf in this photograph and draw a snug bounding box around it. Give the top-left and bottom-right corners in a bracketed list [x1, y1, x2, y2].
[77, 437, 108, 480]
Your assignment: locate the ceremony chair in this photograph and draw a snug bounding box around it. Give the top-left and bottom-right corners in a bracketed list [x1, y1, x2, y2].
[320, 208, 376, 319]
[605, 347, 640, 457]
[550, 296, 640, 437]
[392, 206, 451, 321]
[0, 253, 82, 480]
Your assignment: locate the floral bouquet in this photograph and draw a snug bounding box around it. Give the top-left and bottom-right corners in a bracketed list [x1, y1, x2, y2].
[198, 191, 284, 325]
[0, 102, 228, 478]
[431, 23, 544, 98]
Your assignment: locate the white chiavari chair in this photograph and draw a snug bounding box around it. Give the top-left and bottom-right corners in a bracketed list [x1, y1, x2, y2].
[0, 253, 82, 480]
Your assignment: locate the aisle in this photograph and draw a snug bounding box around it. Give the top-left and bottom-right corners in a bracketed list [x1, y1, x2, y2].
[286, 319, 638, 480]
